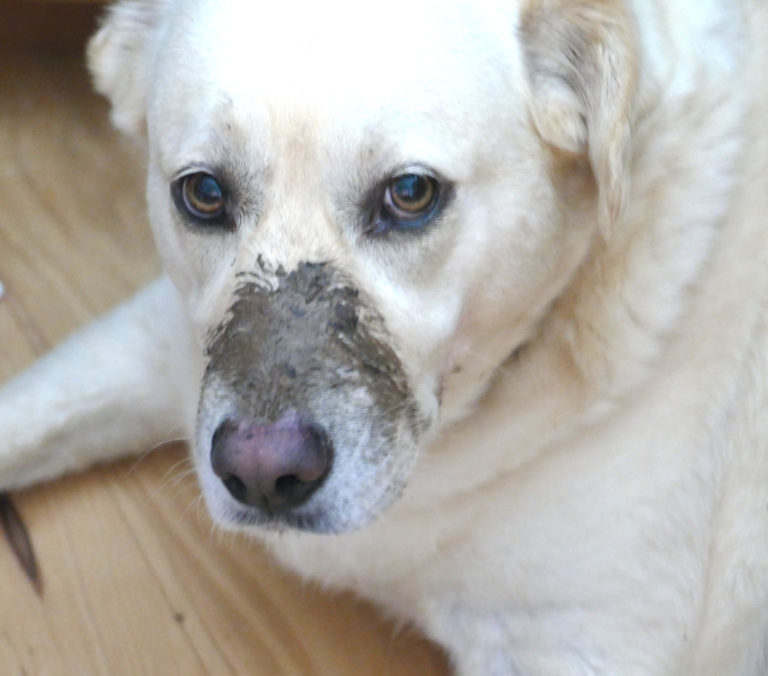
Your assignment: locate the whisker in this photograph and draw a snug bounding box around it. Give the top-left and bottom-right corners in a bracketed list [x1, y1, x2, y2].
[125, 434, 189, 476]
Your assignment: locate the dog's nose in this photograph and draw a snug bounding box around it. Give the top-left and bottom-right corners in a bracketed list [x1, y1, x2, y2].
[210, 411, 332, 511]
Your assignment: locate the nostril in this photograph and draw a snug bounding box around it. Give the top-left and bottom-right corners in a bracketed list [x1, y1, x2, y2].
[275, 474, 301, 495]
[222, 474, 247, 502]
[273, 473, 317, 506]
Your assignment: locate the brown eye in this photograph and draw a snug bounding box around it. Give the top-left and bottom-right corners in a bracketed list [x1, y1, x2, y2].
[174, 171, 228, 224]
[366, 171, 447, 236]
[384, 173, 438, 220]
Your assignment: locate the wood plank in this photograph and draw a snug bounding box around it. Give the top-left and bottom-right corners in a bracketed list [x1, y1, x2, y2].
[0, 52, 450, 675]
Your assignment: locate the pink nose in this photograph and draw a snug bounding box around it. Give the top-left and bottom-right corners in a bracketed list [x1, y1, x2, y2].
[210, 410, 333, 511]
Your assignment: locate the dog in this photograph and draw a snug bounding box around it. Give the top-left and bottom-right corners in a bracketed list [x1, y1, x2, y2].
[1, 0, 767, 672]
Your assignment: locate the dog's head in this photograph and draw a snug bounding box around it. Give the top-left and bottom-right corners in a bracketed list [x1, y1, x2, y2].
[89, 0, 636, 533]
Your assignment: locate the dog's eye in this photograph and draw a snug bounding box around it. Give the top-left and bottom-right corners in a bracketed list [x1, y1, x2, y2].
[384, 174, 439, 224]
[182, 173, 225, 217]
[365, 171, 447, 236]
[366, 172, 443, 236]
[172, 172, 233, 229]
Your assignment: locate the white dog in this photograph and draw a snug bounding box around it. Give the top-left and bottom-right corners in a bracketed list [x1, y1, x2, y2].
[1, 0, 767, 672]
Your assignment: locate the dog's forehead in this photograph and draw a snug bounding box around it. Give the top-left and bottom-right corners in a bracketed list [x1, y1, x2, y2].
[151, 0, 523, 162]
[191, 0, 514, 92]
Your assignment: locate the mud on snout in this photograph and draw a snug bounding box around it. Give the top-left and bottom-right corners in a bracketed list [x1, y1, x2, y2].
[196, 260, 428, 534]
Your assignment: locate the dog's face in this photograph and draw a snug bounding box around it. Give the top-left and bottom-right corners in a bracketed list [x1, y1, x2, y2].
[90, 0, 634, 533]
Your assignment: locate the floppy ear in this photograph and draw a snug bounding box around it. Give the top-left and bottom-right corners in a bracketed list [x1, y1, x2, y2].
[521, 0, 638, 235]
[87, 0, 170, 137]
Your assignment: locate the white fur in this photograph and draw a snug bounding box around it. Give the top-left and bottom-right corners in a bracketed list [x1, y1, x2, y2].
[2, 0, 768, 672]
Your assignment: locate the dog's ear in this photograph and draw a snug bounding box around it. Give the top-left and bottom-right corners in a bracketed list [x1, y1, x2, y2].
[521, 0, 637, 235]
[87, 0, 170, 137]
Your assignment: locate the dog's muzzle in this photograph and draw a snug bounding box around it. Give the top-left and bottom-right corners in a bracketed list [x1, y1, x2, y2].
[199, 260, 425, 531]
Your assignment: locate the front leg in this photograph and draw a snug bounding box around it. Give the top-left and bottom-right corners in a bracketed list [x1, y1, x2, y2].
[0, 277, 200, 490]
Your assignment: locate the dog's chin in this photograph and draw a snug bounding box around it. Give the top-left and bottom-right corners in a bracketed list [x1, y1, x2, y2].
[200, 472, 403, 536]
[228, 505, 352, 535]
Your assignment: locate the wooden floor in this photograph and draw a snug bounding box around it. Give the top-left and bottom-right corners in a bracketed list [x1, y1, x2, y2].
[0, 51, 449, 675]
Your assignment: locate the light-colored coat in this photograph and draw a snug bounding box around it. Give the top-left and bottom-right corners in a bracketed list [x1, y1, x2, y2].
[1, 1, 767, 672]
